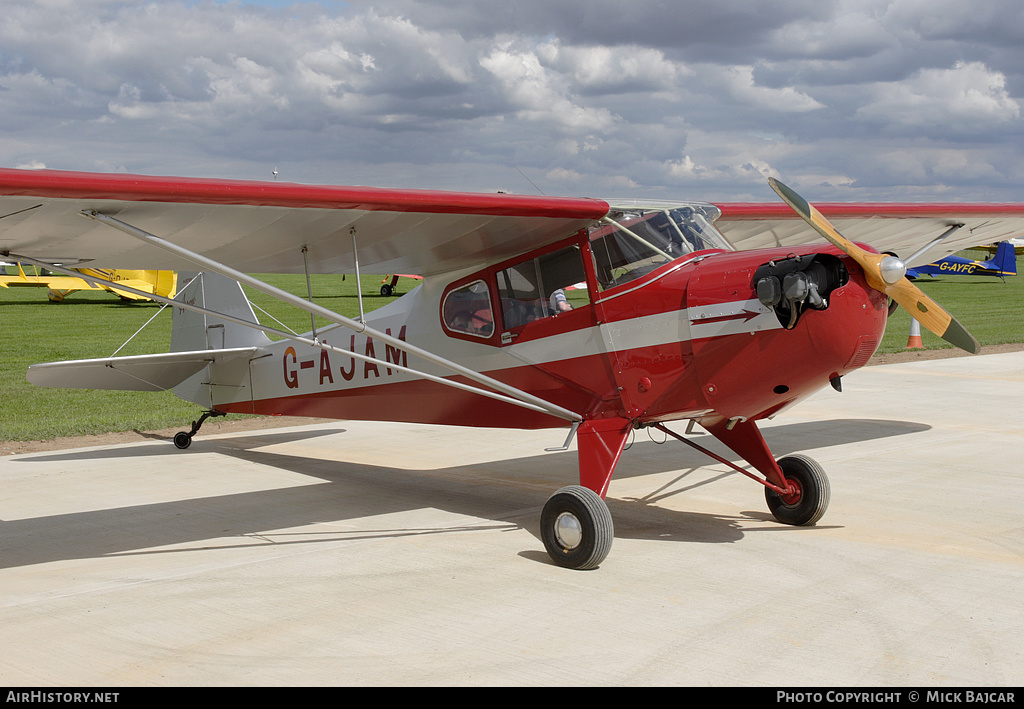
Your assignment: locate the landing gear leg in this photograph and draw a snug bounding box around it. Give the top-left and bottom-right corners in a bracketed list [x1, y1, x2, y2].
[173, 410, 226, 450]
[658, 420, 830, 526]
[540, 417, 631, 569]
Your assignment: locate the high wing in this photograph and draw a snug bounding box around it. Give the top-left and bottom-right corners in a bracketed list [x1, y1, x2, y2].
[0, 168, 610, 276]
[715, 202, 1024, 266]
[5, 168, 1024, 275]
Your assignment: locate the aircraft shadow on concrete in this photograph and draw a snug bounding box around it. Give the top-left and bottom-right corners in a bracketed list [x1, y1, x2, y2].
[1, 418, 929, 570]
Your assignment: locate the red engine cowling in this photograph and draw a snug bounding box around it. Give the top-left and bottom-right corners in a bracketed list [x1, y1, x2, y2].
[684, 246, 888, 426]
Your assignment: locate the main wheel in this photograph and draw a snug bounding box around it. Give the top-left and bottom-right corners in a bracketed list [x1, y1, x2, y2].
[540, 485, 614, 570]
[173, 431, 192, 450]
[380, 284, 393, 296]
[765, 454, 829, 525]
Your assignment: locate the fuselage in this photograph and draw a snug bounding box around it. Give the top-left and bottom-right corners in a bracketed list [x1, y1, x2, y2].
[907, 243, 1016, 279]
[211, 212, 888, 432]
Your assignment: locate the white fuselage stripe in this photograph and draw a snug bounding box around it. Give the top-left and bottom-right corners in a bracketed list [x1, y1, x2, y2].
[227, 296, 784, 407]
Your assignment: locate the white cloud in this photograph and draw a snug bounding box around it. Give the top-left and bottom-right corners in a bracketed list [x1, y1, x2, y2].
[538, 41, 691, 94]
[0, 1, 1019, 200]
[479, 42, 619, 133]
[856, 61, 1021, 128]
[664, 154, 781, 183]
[719, 65, 825, 113]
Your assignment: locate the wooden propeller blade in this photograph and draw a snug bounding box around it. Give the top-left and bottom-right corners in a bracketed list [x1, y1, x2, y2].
[768, 178, 980, 354]
[885, 278, 980, 353]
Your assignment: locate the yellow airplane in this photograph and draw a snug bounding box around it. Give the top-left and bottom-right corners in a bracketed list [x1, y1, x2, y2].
[0, 263, 177, 303]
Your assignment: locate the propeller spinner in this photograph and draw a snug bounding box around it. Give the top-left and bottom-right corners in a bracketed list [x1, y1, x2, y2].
[768, 178, 980, 354]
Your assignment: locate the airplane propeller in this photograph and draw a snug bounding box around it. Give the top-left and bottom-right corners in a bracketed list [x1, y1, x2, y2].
[768, 178, 980, 354]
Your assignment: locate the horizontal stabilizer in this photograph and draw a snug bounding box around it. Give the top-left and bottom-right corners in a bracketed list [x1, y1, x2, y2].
[27, 347, 258, 392]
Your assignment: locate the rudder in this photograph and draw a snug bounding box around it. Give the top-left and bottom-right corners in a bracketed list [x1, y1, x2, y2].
[991, 241, 1017, 276]
[171, 272, 271, 353]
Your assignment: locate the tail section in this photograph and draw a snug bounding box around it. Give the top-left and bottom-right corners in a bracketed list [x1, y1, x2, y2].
[170, 272, 271, 409]
[171, 272, 272, 352]
[984, 241, 1017, 277]
[147, 270, 178, 299]
[28, 272, 267, 411]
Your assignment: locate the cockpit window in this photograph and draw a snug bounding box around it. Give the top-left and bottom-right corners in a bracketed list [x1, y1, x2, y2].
[442, 280, 494, 338]
[589, 203, 731, 290]
[497, 245, 590, 330]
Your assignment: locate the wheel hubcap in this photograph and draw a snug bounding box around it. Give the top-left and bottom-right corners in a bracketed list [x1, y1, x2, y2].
[780, 477, 803, 506]
[553, 512, 583, 550]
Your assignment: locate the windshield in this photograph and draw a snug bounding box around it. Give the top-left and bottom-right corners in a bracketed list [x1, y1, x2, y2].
[588, 202, 732, 290]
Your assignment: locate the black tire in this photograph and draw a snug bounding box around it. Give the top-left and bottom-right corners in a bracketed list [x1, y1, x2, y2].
[540, 485, 614, 569]
[173, 432, 192, 450]
[765, 454, 829, 525]
[380, 284, 393, 297]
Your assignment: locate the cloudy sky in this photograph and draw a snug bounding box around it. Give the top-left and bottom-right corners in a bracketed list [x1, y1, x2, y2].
[2, 0, 1022, 202]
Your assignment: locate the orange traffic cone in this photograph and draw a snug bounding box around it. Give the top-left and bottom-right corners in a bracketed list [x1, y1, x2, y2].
[906, 318, 924, 349]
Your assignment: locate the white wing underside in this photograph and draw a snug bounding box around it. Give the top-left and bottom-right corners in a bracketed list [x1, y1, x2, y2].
[2, 168, 1023, 275]
[0, 170, 608, 276]
[716, 214, 1024, 266]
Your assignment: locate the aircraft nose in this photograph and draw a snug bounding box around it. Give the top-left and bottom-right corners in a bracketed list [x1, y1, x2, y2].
[688, 251, 888, 424]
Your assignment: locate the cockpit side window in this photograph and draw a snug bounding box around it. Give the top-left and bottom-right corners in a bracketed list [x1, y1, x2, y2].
[442, 280, 494, 338]
[497, 245, 590, 330]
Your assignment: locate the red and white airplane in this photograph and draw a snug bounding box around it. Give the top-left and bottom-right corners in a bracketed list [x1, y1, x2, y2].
[3, 167, 1024, 569]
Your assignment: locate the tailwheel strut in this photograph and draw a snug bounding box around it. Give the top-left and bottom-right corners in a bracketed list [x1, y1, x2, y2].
[173, 410, 226, 450]
[649, 422, 829, 526]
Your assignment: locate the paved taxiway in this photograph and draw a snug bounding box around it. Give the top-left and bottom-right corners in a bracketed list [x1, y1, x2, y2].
[1, 352, 1022, 686]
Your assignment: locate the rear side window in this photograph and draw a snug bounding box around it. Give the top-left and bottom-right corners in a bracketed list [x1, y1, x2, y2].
[496, 245, 589, 330]
[442, 280, 494, 338]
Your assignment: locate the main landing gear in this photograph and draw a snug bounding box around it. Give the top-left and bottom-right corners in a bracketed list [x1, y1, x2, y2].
[172, 410, 226, 449]
[650, 421, 830, 527]
[764, 454, 830, 526]
[538, 419, 831, 570]
[540, 486, 614, 570]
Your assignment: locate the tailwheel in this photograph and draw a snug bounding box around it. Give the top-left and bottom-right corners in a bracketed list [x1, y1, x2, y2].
[765, 454, 830, 526]
[540, 485, 614, 570]
[171, 410, 225, 450]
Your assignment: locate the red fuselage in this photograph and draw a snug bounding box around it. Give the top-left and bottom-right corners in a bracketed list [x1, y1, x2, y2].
[224, 242, 888, 432]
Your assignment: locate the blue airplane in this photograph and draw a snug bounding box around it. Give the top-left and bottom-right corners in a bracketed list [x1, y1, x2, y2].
[906, 241, 1017, 280]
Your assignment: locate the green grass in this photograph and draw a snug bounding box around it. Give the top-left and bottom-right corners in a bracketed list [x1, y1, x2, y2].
[0, 273, 401, 441]
[877, 252, 1024, 353]
[0, 256, 1020, 441]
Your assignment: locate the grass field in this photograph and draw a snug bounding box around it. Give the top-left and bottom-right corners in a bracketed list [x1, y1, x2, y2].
[0, 273, 401, 441]
[877, 248, 1024, 351]
[1, 255, 1020, 441]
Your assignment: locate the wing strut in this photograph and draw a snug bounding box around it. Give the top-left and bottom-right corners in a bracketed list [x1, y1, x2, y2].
[25, 211, 585, 424]
[350, 227, 365, 324]
[9, 250, 582, 421]
[904, 223, 963, 265]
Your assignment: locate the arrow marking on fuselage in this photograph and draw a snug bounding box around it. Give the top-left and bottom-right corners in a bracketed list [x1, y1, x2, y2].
[690, 308, 762, 325]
